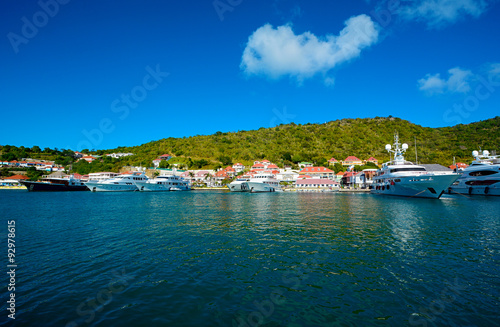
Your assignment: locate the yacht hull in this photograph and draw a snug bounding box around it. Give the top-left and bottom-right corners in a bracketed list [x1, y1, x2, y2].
[243, 182, 279, 193]
[21, 181, 89, 192]
[135, 179, 190, 192]
[170, 187, 190, 191]
[227, 182, 249, 192]
[371, 174, 459, 199]
[448, 185, 500, 196]
[135, 181, 171, 192]
[84, 182, 138, 192]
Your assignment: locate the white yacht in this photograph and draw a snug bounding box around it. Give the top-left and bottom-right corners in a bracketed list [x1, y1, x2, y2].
[448, 150, 500, 196]
[242, 173, 282, 193]
[136, 175, 191, 192]
[84, 171, 147, 192]
[227, 177, 250, 192]
[371, 134, 460, 199]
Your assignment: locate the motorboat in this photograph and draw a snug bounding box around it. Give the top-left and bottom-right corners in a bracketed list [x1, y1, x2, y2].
[84, 171, 147, 192]
[136, 175, 191, 191]
[21, 174, 88, 192]
[371, 133, 460, 199]
[242, 173, 282, 193]
[227, 178, 250, 192]
[448, 150, 500, 196]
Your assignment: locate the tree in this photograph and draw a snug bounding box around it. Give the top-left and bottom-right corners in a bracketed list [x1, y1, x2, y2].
[281, 152, 292, 162]
[332, 163, 346, 174]
[31, 146, 41, 153]
[1, 153, 16, 162]
[0, 168, 13, 177]
[218, 156, 232, 166]
[159, 160, 170, 169]
[203, 173, 212, 187]
[291, 154, 303, 163]
[26, 167, 44, 181]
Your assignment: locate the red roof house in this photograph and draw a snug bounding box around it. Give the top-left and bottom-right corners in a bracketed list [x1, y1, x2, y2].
[4, 175, 29, 180]
[342, 156, 363, 166]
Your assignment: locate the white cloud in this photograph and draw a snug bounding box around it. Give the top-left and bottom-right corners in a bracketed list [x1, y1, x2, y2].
[488, 63, 500, 77]
[447, 67, 473, 93]
[400, 0, 489, 28]
[418, 67, 473, 94]
[240, 14, 379, 85]
[418, 73, 447, 93]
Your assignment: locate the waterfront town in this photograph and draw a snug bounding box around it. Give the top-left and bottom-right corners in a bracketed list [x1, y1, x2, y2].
[0, 151, 466, 191]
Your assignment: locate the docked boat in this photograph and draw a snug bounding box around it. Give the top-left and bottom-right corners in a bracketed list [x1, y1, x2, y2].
[84, 171, 147, 192]
[21, 174, 88, 192]
[448, 150, 500, 196]
[371, 134, 460, 199]
[227, 178, 250, 192]
[135, 175, 191, 191]
[242, 173, 282, 193]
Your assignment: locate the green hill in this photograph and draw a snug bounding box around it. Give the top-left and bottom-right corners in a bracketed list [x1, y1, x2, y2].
[114, 116, 500, 169]
[2, 116, 499, 175]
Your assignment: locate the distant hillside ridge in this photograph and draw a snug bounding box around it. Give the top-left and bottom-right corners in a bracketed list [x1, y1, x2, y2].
[111, 116, 500, 168]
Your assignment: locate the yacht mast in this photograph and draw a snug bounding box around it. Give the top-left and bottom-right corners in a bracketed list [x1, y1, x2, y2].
[414, 136, 418, 164]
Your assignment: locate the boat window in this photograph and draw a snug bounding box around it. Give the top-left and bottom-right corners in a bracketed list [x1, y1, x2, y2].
[390, 168, 426, 173]
[465, 180, 498, 186]
[469, 170, 497, 176]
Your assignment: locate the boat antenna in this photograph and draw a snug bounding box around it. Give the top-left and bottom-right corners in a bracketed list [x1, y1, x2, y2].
[414, 136, 418, 164]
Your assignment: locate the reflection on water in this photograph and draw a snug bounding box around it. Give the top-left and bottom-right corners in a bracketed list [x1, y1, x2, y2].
[0, 190, 498, 326]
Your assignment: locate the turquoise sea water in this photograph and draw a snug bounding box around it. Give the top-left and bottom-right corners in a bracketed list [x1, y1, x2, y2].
[0, 190, 499, 326]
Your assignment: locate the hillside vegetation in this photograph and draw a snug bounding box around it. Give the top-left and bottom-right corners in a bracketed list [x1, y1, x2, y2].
[115, 116, 500, 168]
[2, 116, 499, 174]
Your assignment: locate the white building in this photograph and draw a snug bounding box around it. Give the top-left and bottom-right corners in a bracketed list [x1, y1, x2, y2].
[106, 153, 134, 159]
[232, 163, 245, 173]
[296, 178, 339, 191]
[275, 169, 300, 182]
[152, 159, 162, 168]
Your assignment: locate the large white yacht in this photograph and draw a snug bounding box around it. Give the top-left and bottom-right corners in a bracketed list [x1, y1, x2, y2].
[371, 134, 460, 199]
[84, 171, 147, 192]
[135, 175, 191, 192]
[242, 173, 282, 193]
[448, 150, 500, 196]
[227, 177, 250, 192]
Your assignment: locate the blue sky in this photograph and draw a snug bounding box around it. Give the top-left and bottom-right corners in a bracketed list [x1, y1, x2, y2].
[1, 0, 499, 151]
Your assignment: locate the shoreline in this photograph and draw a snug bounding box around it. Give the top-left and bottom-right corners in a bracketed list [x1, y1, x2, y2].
[192, 187, 228, 191]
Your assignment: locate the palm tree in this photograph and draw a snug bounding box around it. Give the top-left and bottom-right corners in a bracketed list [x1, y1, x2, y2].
[204, 173, 212, 187]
